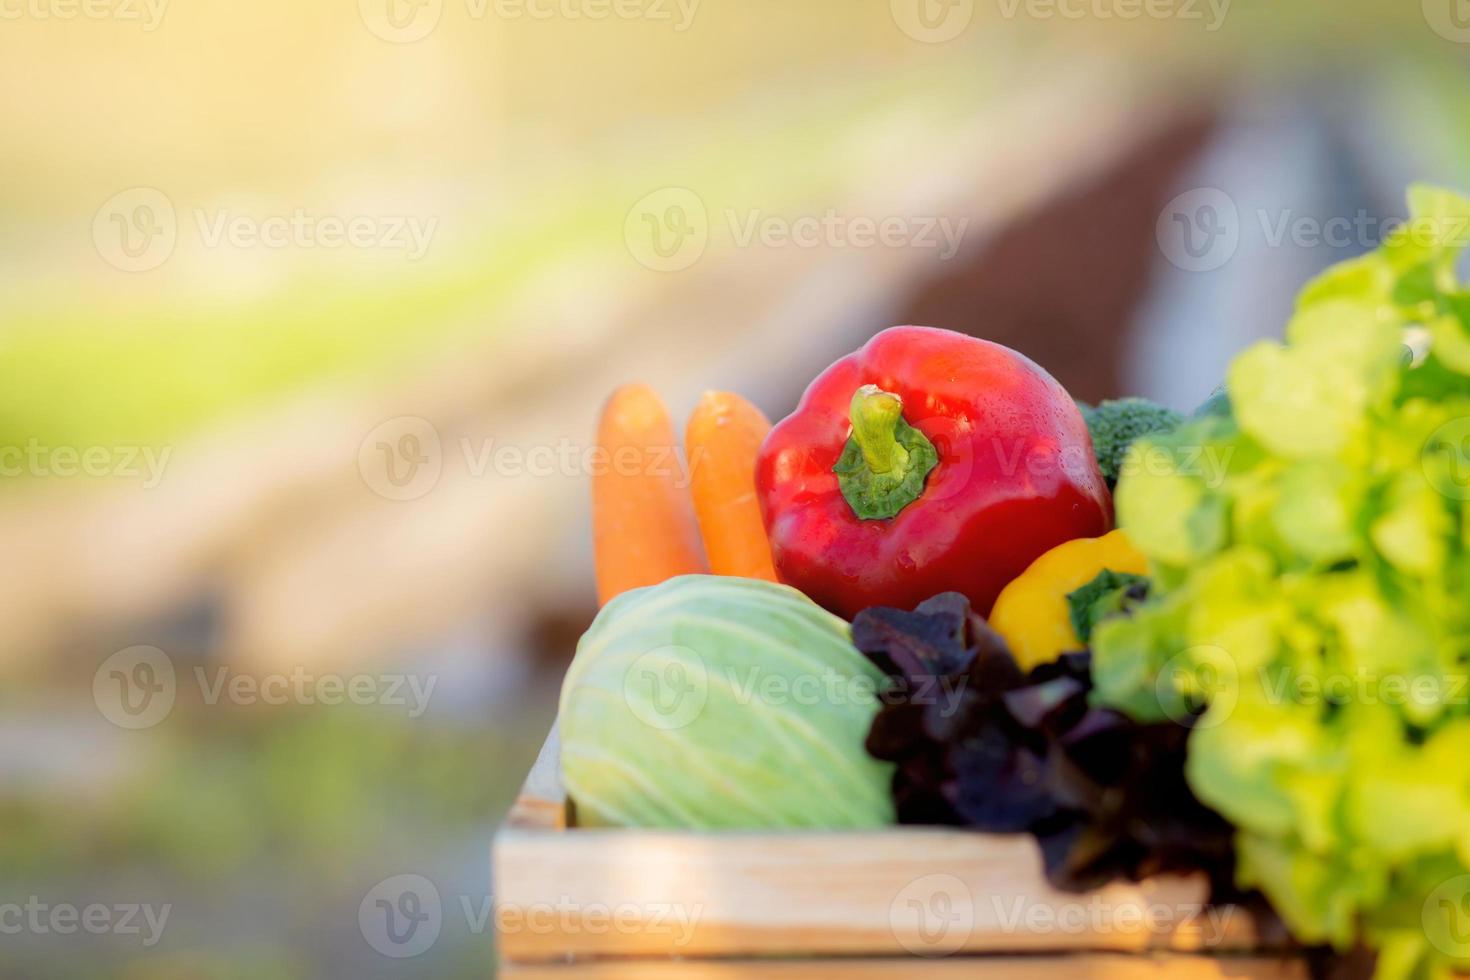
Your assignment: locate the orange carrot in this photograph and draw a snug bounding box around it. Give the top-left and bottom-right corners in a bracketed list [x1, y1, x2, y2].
[593, 384, 707, 605]
[684, 391, 779, 582]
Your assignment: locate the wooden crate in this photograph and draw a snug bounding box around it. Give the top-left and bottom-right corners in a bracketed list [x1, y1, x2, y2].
[492, 723, 1306, 977]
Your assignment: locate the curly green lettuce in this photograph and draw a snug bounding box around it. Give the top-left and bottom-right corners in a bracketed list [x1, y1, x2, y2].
[1092, 185, 1470, 980]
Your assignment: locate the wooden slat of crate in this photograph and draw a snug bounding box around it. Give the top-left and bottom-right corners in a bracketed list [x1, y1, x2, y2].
[501, 955, 1307, 979]
[493, 724, 1295, 970]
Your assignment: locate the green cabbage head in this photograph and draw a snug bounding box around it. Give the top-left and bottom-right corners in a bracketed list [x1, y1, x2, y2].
[559, 575, 895, 829]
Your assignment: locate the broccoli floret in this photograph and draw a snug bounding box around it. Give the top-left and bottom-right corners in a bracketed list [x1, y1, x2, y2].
[1083, 398, 1183, 489]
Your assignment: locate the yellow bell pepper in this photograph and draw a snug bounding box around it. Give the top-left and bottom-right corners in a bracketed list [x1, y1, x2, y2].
[988, 530, 1149, 671]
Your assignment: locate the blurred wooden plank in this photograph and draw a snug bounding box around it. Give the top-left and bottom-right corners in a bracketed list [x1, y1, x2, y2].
[494, 826, 1260, 960]
[493, 725, 1287, 964]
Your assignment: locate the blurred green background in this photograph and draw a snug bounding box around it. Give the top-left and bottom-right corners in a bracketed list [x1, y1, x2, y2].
[3, 1, 1470, 976]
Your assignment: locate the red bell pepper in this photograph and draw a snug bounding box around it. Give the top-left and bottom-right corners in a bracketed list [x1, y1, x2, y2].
[756, 326, 1112, 620]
